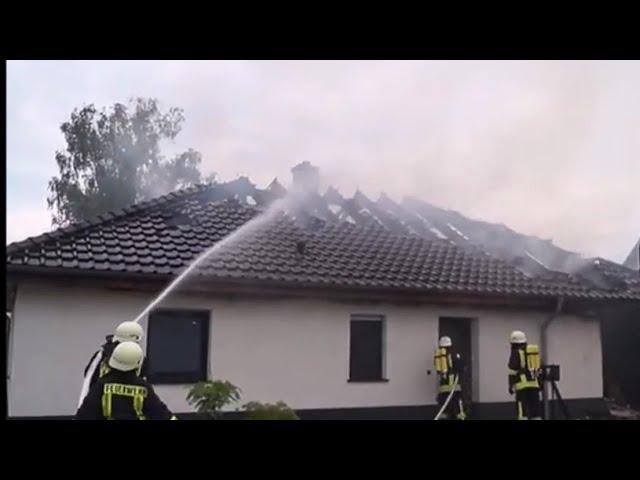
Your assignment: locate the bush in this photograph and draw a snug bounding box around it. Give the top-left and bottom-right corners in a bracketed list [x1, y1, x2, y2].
[186, 380, 241, 419]
[243, 401, 299, 420]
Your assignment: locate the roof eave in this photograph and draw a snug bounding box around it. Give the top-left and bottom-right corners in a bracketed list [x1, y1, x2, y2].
[9, 264, 638, 307]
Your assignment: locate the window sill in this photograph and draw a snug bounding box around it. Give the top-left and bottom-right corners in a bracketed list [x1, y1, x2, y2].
[347, 378, 389, 383]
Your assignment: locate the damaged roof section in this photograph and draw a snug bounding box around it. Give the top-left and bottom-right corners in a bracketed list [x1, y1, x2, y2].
[6, 163, 640, 302]
[624, 237, 640, 272]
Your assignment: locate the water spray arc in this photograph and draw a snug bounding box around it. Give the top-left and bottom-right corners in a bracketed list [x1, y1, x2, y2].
[131, 196, 292, 324]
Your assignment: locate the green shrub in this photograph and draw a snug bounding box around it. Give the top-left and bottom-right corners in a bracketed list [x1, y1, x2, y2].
[243, 401, 300, 420]
[186, 380, 241, 419]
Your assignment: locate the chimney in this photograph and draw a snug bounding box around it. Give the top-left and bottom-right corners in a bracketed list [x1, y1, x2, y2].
[291, 161, 320, 195]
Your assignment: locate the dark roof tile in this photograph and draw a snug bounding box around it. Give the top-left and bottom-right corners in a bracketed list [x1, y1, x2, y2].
[168, 258, 183, 267]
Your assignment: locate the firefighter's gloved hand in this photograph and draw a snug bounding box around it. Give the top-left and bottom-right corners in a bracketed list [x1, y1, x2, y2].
[508, 385, 514, 395]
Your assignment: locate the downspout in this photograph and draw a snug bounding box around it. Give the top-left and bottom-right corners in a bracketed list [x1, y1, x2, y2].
[541, 296, 564, 420]
[6, 281, 18, 420]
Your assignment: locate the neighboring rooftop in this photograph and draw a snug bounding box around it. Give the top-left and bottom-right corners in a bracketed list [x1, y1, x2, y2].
[7, 164, 640, 302]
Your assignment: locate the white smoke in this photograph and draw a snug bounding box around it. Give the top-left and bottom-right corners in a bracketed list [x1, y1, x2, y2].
[7, 60, 640, 261]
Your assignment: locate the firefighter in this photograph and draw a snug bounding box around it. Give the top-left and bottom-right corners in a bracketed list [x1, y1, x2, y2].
[76, 341, 177, 420]
[434, 336, 466, 420]
[508, 330, 542, 420]
[78, 321, 147, 408]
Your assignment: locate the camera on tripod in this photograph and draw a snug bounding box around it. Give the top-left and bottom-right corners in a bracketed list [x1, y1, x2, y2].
[540, 364, 560, 382]
[540, 364, 570, 419]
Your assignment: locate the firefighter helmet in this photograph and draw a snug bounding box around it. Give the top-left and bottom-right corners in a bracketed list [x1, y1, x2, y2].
[510, 330, 527, 344]
[114, 321, 144, 343]
[108, 341, 143, 372]
[439, 336, 452, 348]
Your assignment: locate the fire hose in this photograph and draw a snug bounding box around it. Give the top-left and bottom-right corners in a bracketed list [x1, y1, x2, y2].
[433, 374, 459, 420]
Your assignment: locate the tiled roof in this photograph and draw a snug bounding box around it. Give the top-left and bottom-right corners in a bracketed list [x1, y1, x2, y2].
[7, 180, 640, 302]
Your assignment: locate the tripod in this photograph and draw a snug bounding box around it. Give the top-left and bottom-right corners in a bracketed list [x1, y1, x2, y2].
[542, 364, 571, 420]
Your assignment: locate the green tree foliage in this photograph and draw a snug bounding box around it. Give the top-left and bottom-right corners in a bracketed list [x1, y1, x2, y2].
[47, 98, 207, 226]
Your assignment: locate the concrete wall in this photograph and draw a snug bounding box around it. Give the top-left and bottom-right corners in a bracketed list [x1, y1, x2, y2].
[8, 279, 603, 417]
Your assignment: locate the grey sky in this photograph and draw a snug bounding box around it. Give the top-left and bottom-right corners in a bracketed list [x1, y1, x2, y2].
[6, 60, 640, 263]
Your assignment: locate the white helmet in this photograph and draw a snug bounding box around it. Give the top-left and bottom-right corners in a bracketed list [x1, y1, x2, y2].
[439, 336, 452, 348]
[108, 341, 144, 372]
[114, 321, 144, 343]
[510, 330, 527, 344]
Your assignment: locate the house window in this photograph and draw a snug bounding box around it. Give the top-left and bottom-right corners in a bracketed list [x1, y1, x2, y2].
[349, 315, 387, 382]
[147, 309, 210, 384]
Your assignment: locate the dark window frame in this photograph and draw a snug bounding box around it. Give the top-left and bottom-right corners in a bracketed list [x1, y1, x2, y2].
[146, 308, 210, 384]
[348, 314, 388, 383]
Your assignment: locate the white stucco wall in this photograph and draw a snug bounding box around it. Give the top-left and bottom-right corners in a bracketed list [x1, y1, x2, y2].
[472, 310, 602, 403]
[8, 279, 603, 417]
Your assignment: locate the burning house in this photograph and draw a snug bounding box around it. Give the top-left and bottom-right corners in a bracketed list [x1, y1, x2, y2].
[6, 163, 640, 419]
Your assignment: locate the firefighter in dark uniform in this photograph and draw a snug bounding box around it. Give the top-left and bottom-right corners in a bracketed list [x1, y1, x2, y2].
[508, 330, 542, 420]
[434, 336, 466, 420]
[76, 341, 177, 420]
[78, 321, 148, 408]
